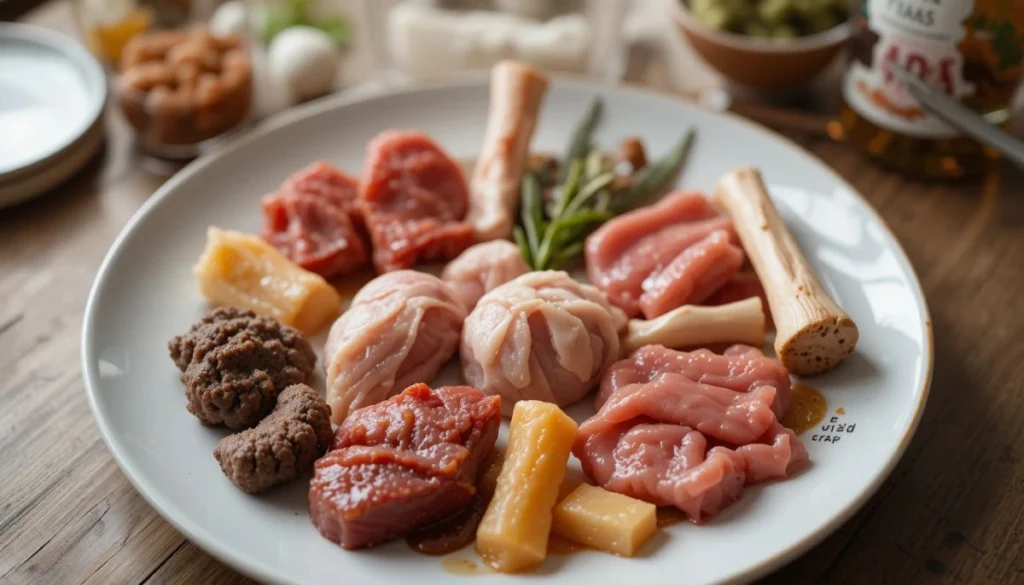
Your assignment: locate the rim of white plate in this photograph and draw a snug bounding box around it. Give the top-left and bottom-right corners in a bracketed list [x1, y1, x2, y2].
[81, 76, 934, 585]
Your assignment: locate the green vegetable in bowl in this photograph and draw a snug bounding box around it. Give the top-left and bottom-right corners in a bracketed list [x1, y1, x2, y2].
[686, 0, 849, 39]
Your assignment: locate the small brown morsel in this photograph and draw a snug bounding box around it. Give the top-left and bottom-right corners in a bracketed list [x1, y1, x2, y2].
[214, 384, 333, 494]
[169, 307, 316, 429]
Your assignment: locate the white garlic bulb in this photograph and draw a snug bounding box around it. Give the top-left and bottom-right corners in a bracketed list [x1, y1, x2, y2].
[209, 1, 250, 38]
[266, 26, 339, 102]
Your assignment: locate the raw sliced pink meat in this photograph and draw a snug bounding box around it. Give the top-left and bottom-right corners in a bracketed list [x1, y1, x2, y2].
[582, 373, 777, 445]
[585, 191, 737, 317]
[575, 422, 746, 523]
[637, 229, 745, 319]
[596, 344, 792, 418]
[261, 161, 369, 278]
[705, 271, 773, 328]
[575, 344, 807, 523]
[358, 131, 474, 272]
[737, 422, 810, 484]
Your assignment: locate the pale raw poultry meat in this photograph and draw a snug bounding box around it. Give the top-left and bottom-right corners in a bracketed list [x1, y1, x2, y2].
[309, 383, 500, 549]
[596, 344, 792, 417]
[466, 61, 549, 241]
[261, 161, 369, 279]
[585, 191, 744, 319]
[357, 131, 475, 272]
[460, 270, 627, 416]
[575, 344, 808, 522]
[441, 240, 530, 311]
[637, 229, 745, 320]
[324, 271, 467, 424]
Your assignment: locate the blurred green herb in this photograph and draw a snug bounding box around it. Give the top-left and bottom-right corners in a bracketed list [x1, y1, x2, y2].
[263, 0, 352, 48]
[516, 96, 696, 270]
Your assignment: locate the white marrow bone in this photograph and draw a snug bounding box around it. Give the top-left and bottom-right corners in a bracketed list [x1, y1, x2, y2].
[623, 297, 765, 353]
[467, 61, 550, 241]
[714, 168, 858, 375]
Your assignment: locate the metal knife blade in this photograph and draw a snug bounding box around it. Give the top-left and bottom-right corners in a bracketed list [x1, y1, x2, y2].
[888, 62, 1024, 169]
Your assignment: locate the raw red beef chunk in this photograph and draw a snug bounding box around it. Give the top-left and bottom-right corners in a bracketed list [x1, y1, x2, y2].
[596, 344, 793, 417]
[261, 161, 369, 278]
[308, 383, 500, 549]
[575, 344, 807, 523]
[358, 131, 475, 273]
[585, 191, 743, 319]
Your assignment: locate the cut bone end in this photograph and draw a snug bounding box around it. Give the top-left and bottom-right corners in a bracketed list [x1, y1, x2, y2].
[623, 297, 765, 354]
[777, 316, 859, 376]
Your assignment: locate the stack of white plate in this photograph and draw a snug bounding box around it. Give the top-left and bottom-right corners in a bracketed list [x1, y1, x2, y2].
[0, 23, 107, 209]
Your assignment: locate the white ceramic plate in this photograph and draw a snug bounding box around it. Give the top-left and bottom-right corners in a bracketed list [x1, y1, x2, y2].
[0, 24, 106, 190]
[82, 80, 933, 585]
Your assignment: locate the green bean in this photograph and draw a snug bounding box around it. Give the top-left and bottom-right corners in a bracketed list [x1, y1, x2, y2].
[520, 172, 544, 258]
[612, 128, 695, 213]
[561, 98, 603, 182]
[565, 171, 615, 216]
[553, 158, 585, 218]
[514, 226, 532, 267]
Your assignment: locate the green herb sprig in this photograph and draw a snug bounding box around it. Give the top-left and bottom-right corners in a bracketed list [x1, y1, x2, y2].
[516, 98, 696, 270]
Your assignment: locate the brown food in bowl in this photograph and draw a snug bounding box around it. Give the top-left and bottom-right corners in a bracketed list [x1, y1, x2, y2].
[118, 28, 251, 147]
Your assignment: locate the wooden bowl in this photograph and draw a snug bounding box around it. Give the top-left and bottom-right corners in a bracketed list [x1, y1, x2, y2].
[668, 0, 852, 92]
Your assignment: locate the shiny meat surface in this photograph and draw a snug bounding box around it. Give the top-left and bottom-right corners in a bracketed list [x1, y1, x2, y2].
[460, 271, 627, 415]
[585, 191, 739, 318]
[706, 271, 773, 328]
[358, 131, 474, 272]
[309, 384, 501, 549]
[596, 344, 792, 418]
[261, 161, 369, 279]
[466, 61, 549, 241]
[324, 271, 467, 424]
[440, 240, 530, 310]
[637, 230, 745, 319]
[575, 344, 807, 522]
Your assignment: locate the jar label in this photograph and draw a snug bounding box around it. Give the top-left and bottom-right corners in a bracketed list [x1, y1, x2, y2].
[843, 0, 976, 138]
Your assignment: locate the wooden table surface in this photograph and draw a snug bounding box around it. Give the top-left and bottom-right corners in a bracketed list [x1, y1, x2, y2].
[3, 3, 1024, 585]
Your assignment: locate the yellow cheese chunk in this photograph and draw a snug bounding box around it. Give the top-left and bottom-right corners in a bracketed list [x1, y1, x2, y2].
[476, 401, 578, 573]
[193, 227, 341, 334]
[552, 484, 657, 557]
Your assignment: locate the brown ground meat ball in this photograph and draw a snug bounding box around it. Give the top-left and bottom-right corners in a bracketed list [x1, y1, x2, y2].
[214, 384, 333, 493]
[168, 307, 316, 429]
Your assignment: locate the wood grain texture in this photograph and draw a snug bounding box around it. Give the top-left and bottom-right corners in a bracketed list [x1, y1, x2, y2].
[2, 2, 1023, 585]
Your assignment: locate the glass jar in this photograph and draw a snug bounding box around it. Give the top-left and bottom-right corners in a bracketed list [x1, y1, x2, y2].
[836, 0, 1024, 179]
[361, 0, 628, 84]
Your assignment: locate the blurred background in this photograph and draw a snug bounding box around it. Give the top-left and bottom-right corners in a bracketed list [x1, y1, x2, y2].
[3, 0, 1022, 198]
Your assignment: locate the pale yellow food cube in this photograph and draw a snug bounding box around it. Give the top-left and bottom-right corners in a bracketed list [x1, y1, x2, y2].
[193, 227, 341, 334]
[476, 401, 578, 573]
[552, 484, 657, 557]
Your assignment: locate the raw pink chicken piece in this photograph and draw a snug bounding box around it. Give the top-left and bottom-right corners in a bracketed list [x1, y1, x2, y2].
[575, 344, 808, 522]
[706, 271, 773, 328]
[324, 271, 467, 424]
[575, 422, 746, 523]
[583, 373, 777, 445]
[441, 240, 530, 311]
[738, 422, 809, 483]
[460, 270, 627, 416]
[596, 344, 792, 418]
[584, 192, 736, 317]
[638, 229, 745, 319]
